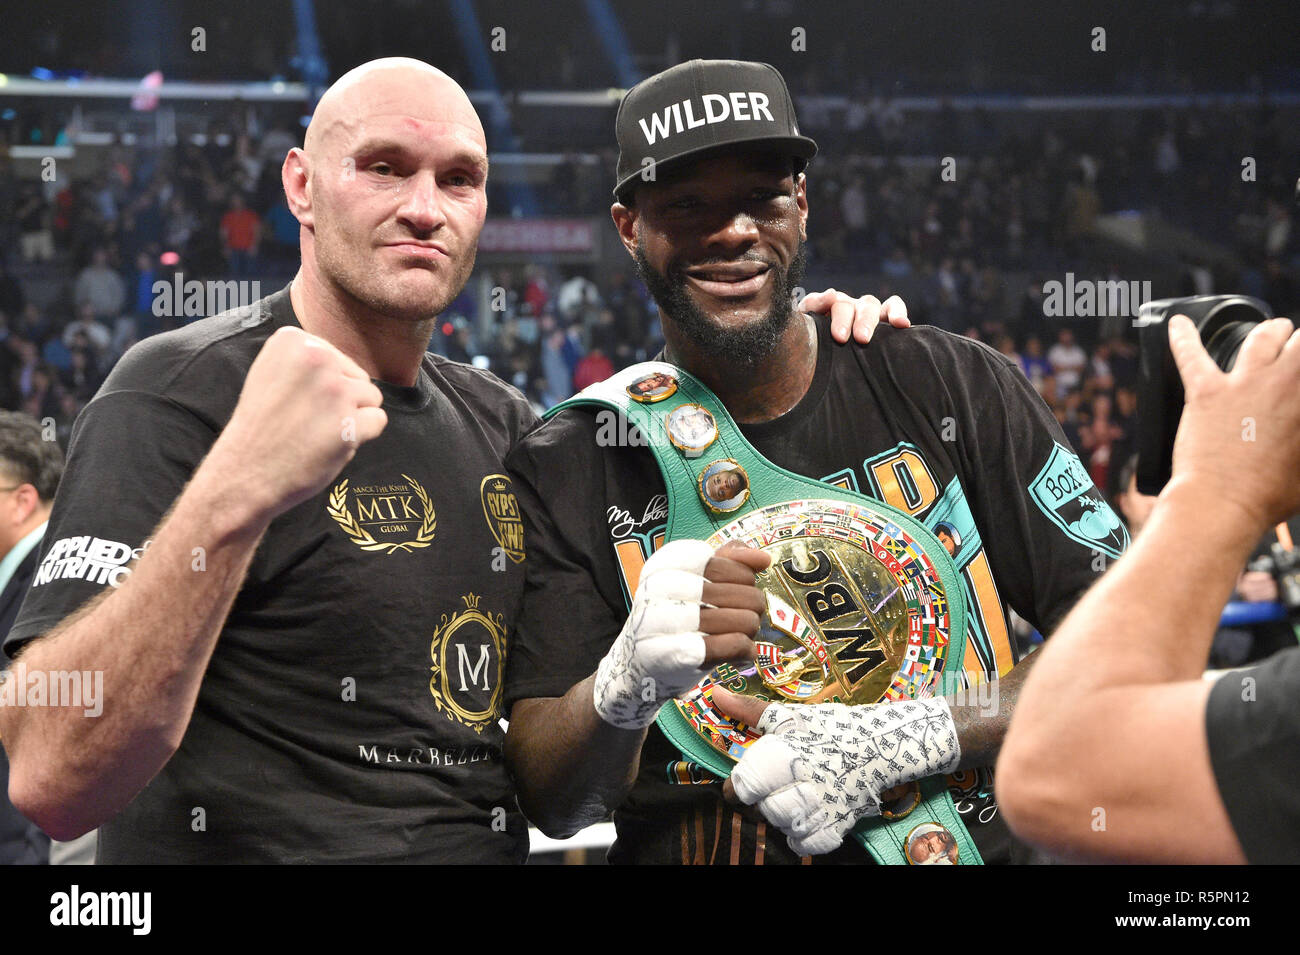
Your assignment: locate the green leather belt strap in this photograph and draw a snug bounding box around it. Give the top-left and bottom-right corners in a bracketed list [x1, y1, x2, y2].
[549, 360, 983, 865]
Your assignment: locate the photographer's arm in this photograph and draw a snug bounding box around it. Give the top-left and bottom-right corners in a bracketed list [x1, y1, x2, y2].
[996, 480, 1249, 862]
[998, 316, 1300, 863]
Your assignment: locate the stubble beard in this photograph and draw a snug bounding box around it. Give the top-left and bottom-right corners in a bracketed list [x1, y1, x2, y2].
[313, 214, 478, 324]
[634, 238, 807, 367]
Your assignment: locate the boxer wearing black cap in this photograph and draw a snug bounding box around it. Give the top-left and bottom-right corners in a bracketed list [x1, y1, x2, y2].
[610, 59, 818, 202]
[504, 60, 1123, 864]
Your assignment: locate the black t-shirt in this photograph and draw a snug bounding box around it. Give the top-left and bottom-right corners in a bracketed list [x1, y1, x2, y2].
[505, 318, 1123, 865]
[1205, 647, 1300, 863]
[5, 286, 538, 863]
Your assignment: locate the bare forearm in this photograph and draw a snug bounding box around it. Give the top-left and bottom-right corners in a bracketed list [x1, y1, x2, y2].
[997, 481, 1259, 855]
[947, 652, 1038, 771]
[1, 459, 271, 839]
[506, 674, 648, 838]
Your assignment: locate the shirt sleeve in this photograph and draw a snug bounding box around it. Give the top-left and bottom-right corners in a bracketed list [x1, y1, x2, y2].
[953, 346, 1126, 636]
[1205, 650, 1300, 863]
[502, 413, 632, 709]
[4, 390, 217, 657]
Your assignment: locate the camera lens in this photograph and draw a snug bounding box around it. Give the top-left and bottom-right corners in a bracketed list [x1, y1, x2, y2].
[1133, 294, 1272, 494]
[1199, 300, 1269, 373]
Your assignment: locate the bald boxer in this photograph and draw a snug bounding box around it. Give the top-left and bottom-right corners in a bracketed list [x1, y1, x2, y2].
[0, 58, 533, 863]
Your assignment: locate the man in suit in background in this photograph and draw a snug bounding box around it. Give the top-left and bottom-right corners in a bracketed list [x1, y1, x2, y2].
[0, 410, 63, 863]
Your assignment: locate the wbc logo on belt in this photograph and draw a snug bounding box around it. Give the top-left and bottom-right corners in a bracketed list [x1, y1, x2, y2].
[675, 498, 954, 763]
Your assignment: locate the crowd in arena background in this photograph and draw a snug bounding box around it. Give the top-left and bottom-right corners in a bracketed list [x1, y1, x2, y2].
[0, 96, 1296, 509]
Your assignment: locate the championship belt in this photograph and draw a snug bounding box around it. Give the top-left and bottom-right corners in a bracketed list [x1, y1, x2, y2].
[548, 361, 983, 865]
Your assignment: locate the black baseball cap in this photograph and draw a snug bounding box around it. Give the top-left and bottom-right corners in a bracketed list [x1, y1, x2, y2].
[613, 59, 818, 202]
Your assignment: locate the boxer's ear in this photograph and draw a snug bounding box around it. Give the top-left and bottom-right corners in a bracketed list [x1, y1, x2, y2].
[796, 172, 809, 241]
[282, 148, 314, 228]
[611, 202, 638, 260]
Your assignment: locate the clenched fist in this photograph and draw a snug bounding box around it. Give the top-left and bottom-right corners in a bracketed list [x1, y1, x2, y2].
[208, 326, 388, 522]
[1168, 315, 1300, 528]
[716, 689, 961, 855]
[593, 539, 769, 729]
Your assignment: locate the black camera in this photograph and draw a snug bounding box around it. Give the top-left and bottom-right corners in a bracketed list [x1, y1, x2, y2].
[1135, 293, 1300, 616]
[1132, 294, 1273, 496]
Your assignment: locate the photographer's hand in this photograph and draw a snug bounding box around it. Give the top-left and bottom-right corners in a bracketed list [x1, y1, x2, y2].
[996, 314, 1300, 864]
[1166, 314, 1300, 529]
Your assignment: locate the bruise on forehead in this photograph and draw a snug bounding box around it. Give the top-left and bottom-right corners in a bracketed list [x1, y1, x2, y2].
[304, 57, 485, 159]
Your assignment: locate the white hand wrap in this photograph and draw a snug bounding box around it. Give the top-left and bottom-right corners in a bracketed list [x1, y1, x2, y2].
[593, 539, 715, 729]
[729, 697, 961, 856]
